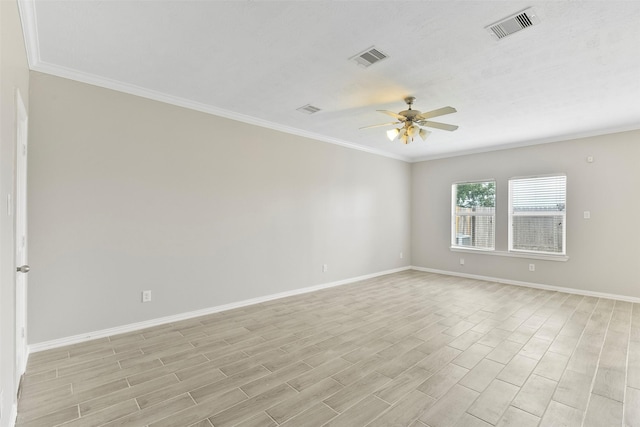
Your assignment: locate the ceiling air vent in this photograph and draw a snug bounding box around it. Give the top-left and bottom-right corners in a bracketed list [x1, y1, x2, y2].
[486, 7, 540, 40]
[350, 46, 389, 68]
[296, 104, 321, 114]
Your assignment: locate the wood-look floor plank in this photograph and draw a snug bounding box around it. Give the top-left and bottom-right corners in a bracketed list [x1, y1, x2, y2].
[367, 389, 436, 427]
[287, 357, 352, 391]
[540, 400, 584, 427]
[583, 393, 623, 427]
[374, 366, 433, 405]
[553, 368, 593, 411]
[59, 399, 138, 427]
[511, 374, 557, 417]
[624, 386, 640, 427]
[419, 384, 479, 427]
[79, 374, 176, 416]
[458, 359, 505, 392]
[495, 406, 541, 427]
[101, 393, 195, 427]
[233, 411, 277, 427]
[417, 363, 468, 399]
[534, 349, 570, 381]
[497, 354, 538, 387]
[452, 343, 494, 369]
[208, 382, 298, 427]
[149, 388, 247, 427]
[467, 379, 519, 424]
[16, 405, 79, 427]
[323, 371, 391, 412]
[279, 403, 338, 427]
[240, 361, 312, 397]
[266, 377, 342, 424]
[322, 395, 389, 427]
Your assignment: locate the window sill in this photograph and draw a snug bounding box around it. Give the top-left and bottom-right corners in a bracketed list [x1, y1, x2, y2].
[450, 247, 569, 262]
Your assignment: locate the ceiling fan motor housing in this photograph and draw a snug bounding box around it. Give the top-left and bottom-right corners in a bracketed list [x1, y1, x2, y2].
[399, 109, 422, 121]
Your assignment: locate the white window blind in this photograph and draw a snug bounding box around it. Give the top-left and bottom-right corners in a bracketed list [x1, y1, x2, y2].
[509, 175, 566, 255]
[451, 181, 495, 250]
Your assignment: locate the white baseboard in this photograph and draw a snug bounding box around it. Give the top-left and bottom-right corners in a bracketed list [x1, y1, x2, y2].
[28, 266, 411, 353]
[30, 264, 636, 354]
[411, 266, 640, 303]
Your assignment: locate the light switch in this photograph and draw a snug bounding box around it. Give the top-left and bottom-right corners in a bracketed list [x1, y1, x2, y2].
[584, 211, 591, 219]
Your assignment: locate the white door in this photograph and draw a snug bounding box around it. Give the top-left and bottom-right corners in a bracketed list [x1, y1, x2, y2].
[15, 89, 29, 383]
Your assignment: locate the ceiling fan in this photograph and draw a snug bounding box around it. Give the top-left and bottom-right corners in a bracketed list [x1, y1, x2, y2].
[361, 97, 458, 144]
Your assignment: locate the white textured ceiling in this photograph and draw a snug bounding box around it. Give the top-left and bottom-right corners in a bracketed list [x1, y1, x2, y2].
[19, 1, 640, 162]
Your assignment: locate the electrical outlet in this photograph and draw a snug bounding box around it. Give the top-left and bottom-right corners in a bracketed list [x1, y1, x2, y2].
[529, 264, 535, 272]
[322, 264, 328, 272]
[142, 290, 152, 302]
[399, 252, 403, 259]
[460, 258, 465, 265]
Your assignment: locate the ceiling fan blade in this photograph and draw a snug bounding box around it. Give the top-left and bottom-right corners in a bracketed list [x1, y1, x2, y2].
[420, 120, 459, 131]
[416, 106, 457, 120]
[377, 110, 407, 121]
[359, 121, 399, 130]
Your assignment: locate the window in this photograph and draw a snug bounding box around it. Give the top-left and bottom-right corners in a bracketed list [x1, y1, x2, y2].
[452, 181, 496, 250]
[509, 175, 566, 255]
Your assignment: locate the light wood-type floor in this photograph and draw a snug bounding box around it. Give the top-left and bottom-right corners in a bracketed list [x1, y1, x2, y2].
[16, 270, 640, 426]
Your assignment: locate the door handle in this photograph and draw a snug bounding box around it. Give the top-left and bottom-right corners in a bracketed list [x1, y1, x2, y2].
[17, 265, 30, 273]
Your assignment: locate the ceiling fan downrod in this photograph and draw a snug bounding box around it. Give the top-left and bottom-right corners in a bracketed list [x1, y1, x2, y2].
[404, 96, 416, 108]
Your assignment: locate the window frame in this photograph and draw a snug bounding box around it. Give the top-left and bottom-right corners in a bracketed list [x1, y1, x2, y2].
[451, 179, 496, 252]
[508, 174, 567, 256]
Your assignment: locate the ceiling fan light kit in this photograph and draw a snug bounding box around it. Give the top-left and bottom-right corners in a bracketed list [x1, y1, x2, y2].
[386, 128, 400, 140]
[362, 96, 458, 144]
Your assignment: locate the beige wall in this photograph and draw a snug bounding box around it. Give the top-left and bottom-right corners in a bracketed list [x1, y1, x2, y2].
[27, 72, 411, 344]
[1, 0, 30, 424]
[411, 130, 640, 298]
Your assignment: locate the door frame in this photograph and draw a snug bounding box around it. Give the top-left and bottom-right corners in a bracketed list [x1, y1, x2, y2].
[15, 88, 28, 383]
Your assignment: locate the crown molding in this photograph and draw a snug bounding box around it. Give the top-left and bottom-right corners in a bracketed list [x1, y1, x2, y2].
[33, 60, 412, 162]
[17, 0, 410, 162]
[18, 0, 40, 67]
[410, 123, 640, 163]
